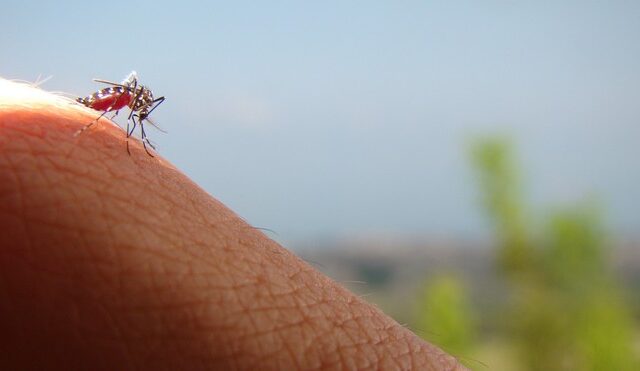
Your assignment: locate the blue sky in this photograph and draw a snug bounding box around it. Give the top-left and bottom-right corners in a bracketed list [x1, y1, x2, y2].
[2, 1, 640, 244]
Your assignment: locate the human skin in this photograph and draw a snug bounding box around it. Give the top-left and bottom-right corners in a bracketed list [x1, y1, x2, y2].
[0, 79, 464, 370]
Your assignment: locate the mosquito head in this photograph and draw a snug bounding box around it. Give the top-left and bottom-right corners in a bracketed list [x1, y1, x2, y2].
[130, 86, 155, 111]
[140, 87, 154, 104]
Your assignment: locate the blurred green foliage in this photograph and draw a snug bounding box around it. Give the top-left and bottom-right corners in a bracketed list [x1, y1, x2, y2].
[416, 137, 638, 370]
[472, 139, 532, 275]
[416, 275, 476, 356]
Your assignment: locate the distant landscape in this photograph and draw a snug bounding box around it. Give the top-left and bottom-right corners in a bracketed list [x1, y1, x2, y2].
[296, 237, 640, 330]
[296, 237, 640, 369]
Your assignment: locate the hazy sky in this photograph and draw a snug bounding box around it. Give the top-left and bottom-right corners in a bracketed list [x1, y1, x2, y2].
[2, 1, 640, 244]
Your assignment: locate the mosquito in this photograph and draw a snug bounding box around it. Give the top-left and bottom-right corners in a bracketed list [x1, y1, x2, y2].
[75, 71, 165, 156]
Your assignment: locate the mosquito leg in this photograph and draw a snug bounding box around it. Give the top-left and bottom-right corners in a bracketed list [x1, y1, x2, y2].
[127, 79, 142, 123]
[126, 116, 138, 156]
[74, 109, 109, 137]
[145, 137, 156, 149]
[142, 141, 155, 157]
[125, 118, 131, 155]
[127, 116, 137, 137]
[140, 121, 155, 157]
[120, 79, 140, 154]
[144, 96, 165, 117]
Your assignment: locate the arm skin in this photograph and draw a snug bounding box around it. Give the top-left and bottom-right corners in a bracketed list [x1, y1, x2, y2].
[0, 79, 465, 370]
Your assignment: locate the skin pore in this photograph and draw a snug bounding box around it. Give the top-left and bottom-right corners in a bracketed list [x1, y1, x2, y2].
[0, 79, 464, 370]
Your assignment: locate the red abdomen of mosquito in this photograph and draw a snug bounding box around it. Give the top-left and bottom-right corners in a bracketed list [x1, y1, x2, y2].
[77, 87, 132, 112]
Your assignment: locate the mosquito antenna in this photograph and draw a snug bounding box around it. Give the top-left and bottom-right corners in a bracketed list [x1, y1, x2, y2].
[142, 117, 168, 133]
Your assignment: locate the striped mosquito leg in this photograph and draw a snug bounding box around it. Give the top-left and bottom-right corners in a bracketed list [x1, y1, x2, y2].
[73, 109, 110, 137]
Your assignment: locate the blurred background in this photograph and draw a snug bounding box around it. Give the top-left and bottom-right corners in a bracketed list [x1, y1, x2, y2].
[2, 1, 640, 369]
